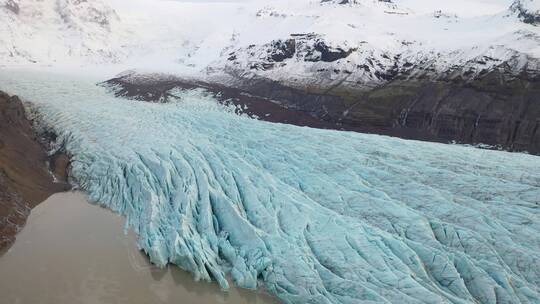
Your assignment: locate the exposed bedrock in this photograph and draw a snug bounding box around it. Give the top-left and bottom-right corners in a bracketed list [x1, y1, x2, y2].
[0, 91, 70, 252]
[227, 34, 358, 71]
[338, 75, 540, 154]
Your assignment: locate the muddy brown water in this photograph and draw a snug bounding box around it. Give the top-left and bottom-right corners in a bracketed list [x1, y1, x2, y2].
[0, 192, 279, 304]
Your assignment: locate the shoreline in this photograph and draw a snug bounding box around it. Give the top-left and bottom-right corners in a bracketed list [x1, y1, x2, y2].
[0, 191, 279, 304]
[0, 91, 70, 252]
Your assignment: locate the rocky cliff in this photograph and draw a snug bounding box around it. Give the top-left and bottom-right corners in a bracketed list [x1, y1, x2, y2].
[0, 91, 69, 252]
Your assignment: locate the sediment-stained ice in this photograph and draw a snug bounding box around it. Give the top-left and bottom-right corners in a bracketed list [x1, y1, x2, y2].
[1, 69, 539, 304]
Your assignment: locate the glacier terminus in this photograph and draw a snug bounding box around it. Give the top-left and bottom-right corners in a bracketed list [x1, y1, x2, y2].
[1, 69, 538, 304]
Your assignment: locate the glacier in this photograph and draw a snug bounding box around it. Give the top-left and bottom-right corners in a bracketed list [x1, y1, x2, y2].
[1, 69, 539, 304]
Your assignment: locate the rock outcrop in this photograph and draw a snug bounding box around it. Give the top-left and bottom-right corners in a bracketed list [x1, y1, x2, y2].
[227, 34, 358, 72]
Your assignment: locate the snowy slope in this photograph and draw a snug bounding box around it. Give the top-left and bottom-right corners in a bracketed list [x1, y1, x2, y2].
[2, 0, 540, 86]
[1, 69, 539, 304]
[0, 0, 132, 65]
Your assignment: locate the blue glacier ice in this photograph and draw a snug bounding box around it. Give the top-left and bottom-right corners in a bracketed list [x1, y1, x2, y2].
[1, 69, 539, 304]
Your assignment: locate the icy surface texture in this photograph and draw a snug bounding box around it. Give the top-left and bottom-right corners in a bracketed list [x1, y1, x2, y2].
[1, 70, 539, 304]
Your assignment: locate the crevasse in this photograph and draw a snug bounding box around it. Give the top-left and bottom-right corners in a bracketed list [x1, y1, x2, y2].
[1, 70, 539, 304]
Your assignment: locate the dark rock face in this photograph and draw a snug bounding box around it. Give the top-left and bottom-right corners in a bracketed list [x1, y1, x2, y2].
[228, 34, 357, 71]
[345, 77, 540, 153]
[269, 39, 296, 62]
[0, 91, 70, 252]
[101, 77, 192, 102]
[305, 40, 356, 62]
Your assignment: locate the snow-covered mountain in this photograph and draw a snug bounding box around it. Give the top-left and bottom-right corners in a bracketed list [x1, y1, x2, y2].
[2, 0, 539, 77]
[0, 0, 131, 65]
